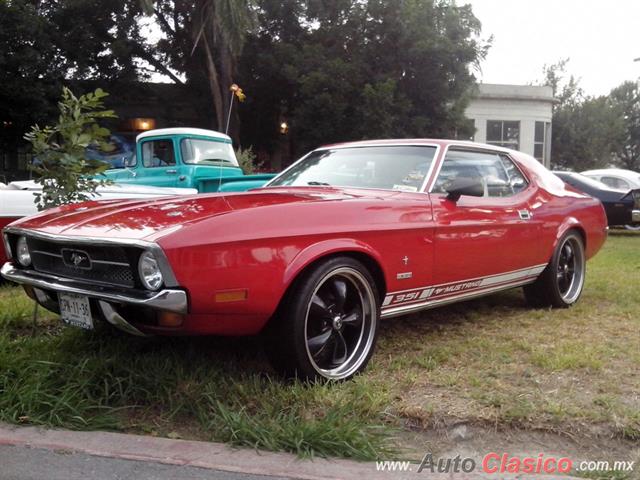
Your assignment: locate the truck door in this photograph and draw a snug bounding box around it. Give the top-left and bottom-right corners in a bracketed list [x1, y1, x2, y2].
[138, 137, 179, 187]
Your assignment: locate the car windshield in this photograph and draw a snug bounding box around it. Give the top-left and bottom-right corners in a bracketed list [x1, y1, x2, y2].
[180, 138, 239, 166]
[268, 145, 437, 191]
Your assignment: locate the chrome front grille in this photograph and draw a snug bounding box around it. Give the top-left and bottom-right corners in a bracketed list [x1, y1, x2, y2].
[28, 238, 136, 288]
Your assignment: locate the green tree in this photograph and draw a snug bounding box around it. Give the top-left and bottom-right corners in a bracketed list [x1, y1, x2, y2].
[0, 1, 67, 151]
[3, 0, 489, 162]
[609, 81, 640, 171]
[239, 0, 488, 158]
[140, 0, 254, 135]
[25, 88, 116, 210]
[539, 60, 623, 170]
[0, 1, 144, 152]
[541, 58, 583, 109]
[551, 96, 624, 170]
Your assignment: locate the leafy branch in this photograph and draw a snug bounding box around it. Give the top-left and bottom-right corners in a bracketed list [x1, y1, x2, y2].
[24, 87, 117, 211]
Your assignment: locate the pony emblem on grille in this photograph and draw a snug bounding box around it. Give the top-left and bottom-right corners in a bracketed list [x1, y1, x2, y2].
[62, 249, 92, 270]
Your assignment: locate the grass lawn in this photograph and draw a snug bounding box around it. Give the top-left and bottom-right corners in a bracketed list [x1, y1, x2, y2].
[0, 232, 638, 463]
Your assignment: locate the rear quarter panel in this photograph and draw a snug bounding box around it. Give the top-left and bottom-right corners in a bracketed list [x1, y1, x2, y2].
[512, 152, 608, 261]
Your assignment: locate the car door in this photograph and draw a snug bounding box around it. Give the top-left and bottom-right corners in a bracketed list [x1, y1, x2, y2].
[428, 148, 542, 292]
[137, 137, 179, 187]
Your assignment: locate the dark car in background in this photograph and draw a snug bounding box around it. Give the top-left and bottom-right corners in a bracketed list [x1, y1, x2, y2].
[553, 171, 640, 229]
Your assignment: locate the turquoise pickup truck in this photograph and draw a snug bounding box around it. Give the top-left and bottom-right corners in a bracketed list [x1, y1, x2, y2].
[102, 128, 275, 192]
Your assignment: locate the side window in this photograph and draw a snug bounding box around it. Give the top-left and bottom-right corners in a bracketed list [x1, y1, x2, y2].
[601, 176, 630, 190]
[499, 155, 528, 194]
[432, 150, 528, 197]
[142, 140, 176, 168]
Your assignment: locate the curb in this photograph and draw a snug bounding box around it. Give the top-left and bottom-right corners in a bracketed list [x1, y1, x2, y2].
[0, 423, 584, 480]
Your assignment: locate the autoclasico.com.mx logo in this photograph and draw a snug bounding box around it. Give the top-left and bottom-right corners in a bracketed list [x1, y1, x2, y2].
[375, 452, 636, 475]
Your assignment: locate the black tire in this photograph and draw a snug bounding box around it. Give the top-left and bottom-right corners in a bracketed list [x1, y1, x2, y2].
[523, 230, 586, 308]
[264, 256, 380, 382]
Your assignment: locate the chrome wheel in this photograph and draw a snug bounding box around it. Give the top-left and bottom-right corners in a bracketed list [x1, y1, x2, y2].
[556, 236, 585, 304]
[304, 267, 377, 380]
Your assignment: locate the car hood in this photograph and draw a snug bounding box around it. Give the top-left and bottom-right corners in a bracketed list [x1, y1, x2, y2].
[11, 187, 396, 241]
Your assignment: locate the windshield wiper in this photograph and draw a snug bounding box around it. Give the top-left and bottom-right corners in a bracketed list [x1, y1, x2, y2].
[307, 181, 331, 186]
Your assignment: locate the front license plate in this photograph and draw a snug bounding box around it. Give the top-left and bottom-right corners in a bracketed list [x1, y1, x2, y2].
[58, 293, 94, 330]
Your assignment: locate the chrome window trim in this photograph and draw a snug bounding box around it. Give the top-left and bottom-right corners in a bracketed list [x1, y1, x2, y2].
[426, 143, 531, 195]
[3, 227, 179, 288]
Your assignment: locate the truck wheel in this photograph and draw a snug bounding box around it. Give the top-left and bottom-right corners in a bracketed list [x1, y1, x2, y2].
[523, 230, 586, 308]
[265, 256, 380, 382]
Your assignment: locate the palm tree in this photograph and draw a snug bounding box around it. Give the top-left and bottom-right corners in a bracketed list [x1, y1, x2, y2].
[141, 0, 253, 134]
[193, 0, 252, 132]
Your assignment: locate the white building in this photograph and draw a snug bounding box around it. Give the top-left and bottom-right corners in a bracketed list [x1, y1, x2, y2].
[464, 84, 554, 167]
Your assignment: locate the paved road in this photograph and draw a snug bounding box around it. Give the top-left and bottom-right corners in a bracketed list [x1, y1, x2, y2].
[0, 445, 293, 480]
[0, 424, 587, 480]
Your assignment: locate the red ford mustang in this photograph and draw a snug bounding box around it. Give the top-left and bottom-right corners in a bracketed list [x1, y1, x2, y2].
[1, 140, 607, 381]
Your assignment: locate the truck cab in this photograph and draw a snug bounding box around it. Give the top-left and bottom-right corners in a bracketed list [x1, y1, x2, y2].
[104, 128, 274, 193]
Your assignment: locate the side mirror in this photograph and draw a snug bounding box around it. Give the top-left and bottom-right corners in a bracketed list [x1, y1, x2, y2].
[124, 154, 137, 168]
[445, 177, 485, 202]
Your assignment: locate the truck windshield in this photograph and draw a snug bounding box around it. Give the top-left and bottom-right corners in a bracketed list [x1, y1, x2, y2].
[267, 145, 437, 191]
[180, 138, 239, 167]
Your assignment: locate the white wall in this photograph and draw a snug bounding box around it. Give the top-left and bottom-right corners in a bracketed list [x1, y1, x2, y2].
[465, 84, 554, 167]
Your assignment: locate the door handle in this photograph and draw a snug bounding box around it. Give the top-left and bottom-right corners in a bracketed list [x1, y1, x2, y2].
[518, 209, 532, 220]
[166, 169, 177, 174]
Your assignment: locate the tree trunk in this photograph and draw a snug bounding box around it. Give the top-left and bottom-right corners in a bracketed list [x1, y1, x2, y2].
[219, 46, 239, 142]
[202, 33, 225, 131]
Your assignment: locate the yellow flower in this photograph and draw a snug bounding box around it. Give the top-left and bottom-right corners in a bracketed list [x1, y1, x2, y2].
[230, 84, 246, 102]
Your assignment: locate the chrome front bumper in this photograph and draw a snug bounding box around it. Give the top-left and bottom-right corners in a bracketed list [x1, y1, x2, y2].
[632, 209, 640, 223]
[1, 263, 188, 314]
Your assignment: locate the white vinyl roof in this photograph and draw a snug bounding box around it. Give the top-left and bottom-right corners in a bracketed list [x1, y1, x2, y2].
[136, 128, 231, 142]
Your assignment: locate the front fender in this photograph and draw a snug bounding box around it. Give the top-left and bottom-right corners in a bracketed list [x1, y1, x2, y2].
[283, 238, 387, 290]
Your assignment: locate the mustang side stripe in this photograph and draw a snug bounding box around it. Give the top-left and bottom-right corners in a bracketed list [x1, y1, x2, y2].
[381, 264, 547, 309]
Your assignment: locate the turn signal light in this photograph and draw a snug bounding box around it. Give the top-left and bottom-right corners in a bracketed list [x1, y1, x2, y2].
[214, 289, 248, 303]
[157, 311, 184, 328]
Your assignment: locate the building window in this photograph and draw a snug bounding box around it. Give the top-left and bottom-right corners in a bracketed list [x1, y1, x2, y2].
[534, 121, 551, 164]
[486, 120, 520, 150]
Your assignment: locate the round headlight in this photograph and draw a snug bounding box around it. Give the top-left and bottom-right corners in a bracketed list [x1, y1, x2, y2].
[138, 251, 163, 291]
[16, 236, 31, 267]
